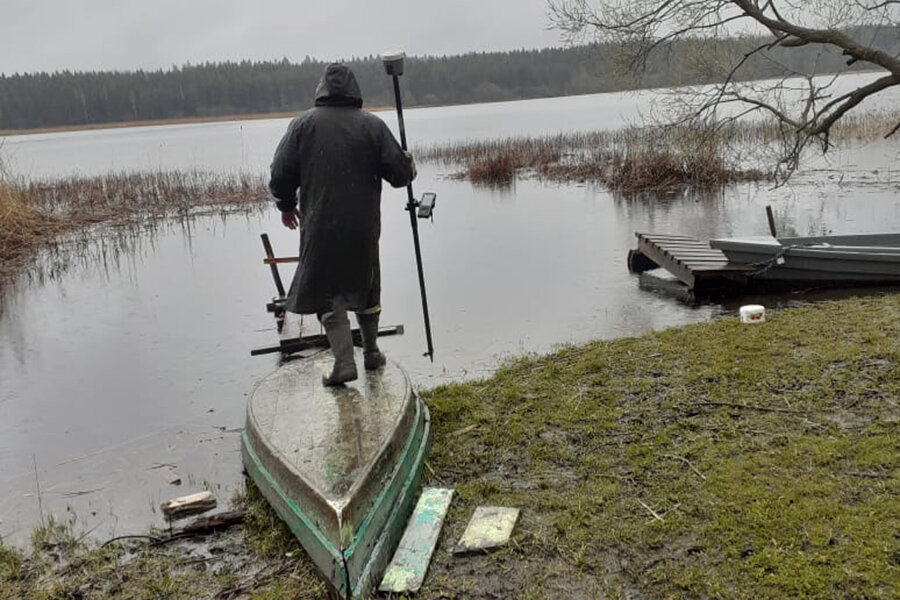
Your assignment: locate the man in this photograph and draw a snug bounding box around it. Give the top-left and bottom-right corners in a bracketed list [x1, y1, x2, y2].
[269, 63, 416, 386]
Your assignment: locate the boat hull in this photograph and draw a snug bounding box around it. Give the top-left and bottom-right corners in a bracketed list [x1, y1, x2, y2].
[709, 235, 900, 284]
[241, 349, 431, 598]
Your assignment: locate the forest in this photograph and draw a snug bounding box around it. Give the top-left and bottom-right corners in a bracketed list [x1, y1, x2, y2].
[1, 27, 898, 131]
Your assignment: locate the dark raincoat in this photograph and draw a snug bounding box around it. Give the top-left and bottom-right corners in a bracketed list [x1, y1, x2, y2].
[269, 64, 415, 315]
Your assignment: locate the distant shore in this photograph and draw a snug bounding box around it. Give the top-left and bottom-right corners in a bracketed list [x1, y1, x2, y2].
[0, 107, 393, 137]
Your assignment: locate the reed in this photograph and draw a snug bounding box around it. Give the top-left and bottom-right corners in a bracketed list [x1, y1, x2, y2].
[420, 126, 764, 188]
[0, 170, 268, 274]
[0, 177, 64, 264]
[419, 109, 900, 188]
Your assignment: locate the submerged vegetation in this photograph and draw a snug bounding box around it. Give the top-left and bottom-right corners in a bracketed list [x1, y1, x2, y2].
[420, 126, 767, 189]
[0, 490, 325, 600]
[0, 169, 267, 275]
[3, 295, 898, 598]
[419, 109, 900, 188]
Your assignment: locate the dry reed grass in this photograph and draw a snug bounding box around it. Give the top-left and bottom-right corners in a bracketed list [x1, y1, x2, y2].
[0, 170, 267, 275]
[0, 180, 65, 263]
[419, 109, 900, 188]
[420, 127, 764, 189]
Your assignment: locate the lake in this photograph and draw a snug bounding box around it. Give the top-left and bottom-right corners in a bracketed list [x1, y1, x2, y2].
[2, 74, 899, 543]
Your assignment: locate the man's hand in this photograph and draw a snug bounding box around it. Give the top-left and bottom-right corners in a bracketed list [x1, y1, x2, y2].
[281, 209, 299, 230]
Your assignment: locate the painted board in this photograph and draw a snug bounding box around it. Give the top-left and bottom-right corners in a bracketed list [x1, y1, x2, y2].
[453, 506, 520, 554]
[379, 487, 454, 594]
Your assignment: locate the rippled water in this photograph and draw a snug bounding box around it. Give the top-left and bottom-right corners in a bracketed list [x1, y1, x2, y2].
[2, 75, 899, 543]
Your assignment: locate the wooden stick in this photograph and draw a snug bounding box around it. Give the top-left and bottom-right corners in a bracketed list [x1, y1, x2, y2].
[664, 454, 707, 480]
[638, 499, 665, 522]
[260, 233, 286, 298]
[250, 325, 404, 356]
[766, 205, 778, 238]
[174, 509, 245, 536]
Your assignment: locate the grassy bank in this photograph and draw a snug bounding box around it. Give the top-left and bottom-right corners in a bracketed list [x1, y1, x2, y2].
[3, 295, 898, 598]
[418, 294, 900, 599]
[0, 170, 267, 276]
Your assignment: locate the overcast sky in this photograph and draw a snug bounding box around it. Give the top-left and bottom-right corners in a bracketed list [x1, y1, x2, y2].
[0, 0, 565, 75]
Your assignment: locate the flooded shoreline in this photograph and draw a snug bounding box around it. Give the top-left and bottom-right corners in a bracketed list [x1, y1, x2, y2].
[2, 83, 899, 545]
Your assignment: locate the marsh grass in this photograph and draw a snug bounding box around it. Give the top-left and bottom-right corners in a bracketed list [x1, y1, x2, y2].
[419, 109, 900, 189]
[0, 178, 66, 265]
[420, 126, 766, 189]
[0, 170, 268, 276]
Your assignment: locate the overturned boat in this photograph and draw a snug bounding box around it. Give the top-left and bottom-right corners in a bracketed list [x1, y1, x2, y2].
[244, 234, 430, 598]
[709, 233, 900, 285]
[242, 348, 430, 598]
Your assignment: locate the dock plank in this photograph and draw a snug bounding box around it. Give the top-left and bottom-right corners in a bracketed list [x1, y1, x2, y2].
[379, 488, 454, 594]
[633, 232, 754, 291]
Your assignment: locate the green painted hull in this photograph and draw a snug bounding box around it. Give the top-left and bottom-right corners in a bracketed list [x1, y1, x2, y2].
[241, 351, 431, 598]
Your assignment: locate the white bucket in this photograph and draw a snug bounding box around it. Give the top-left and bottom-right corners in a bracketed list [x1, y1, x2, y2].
[739, 304, 766, 324]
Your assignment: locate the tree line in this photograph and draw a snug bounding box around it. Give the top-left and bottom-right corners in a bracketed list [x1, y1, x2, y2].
[1, 28, 898, 131]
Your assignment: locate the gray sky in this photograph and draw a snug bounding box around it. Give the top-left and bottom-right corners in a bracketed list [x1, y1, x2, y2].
[0, 0, 564, 75]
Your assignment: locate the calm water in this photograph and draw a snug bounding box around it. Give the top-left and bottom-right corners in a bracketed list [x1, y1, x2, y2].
[2, 76, 899, 543]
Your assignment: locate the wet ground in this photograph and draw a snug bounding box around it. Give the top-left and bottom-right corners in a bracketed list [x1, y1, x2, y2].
[2, 81, 900, 546]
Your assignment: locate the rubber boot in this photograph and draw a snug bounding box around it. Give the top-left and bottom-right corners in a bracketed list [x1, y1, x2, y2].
[357, 312, 387, 371]
[321, 310, 358, 386]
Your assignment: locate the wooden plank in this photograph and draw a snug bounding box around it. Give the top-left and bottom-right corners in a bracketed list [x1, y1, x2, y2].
[453, 506, 520, 555]
[653, 240, 712, 246]
[638, 236, 695, 287]
[681, 262, 734, 268]
[250, 325, 405, 356]
[656, 246, 721, 252]
[636, 233, 754, 290]
[679, 259, 737, 265]
[151, 464, 183, 486]
[653, 246, 708, 252]
[160, 491, 216, 519]
[656, 244, 725, 251]
[260, 233, 286, 298]
[379, 488, 454, 594]
[693, 266, 756, 273]
[665, 253, 729, 259]
[638, 233, 696, 241]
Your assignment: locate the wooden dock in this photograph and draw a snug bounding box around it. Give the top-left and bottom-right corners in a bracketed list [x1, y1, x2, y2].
[628, 233, 755, 293]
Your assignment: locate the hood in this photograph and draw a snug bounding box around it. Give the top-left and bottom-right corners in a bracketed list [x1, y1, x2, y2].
[314, 64, 363, 108]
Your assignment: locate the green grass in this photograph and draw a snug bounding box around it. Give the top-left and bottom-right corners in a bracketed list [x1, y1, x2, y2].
[2, 295, 898, 599]
[415, 294, 900, 599]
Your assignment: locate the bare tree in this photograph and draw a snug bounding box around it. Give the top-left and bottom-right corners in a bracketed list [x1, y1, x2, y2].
[549, 0, 900, 179]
